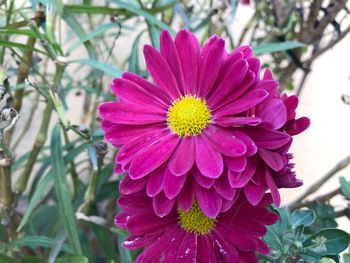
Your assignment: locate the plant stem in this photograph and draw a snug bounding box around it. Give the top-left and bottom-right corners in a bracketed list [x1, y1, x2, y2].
[289, 187, 342, 210]
[291, 154, 350, 205]
[14, 64, 65, 195]
[6, 6, 45, 144]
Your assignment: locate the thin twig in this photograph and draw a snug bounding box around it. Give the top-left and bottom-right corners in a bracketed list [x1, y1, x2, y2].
[289, 186, 342, 210]
[291, 154, 350, 205]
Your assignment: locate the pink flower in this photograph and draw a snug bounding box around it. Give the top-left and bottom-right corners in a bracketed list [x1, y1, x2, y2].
[239, 70, 310, 206]
[99, 29, 308, 218]
[115, 190, 279, 263]
[241, 0, 250, 5]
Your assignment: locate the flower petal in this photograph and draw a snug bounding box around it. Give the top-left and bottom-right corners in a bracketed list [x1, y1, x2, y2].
[244, 127, 291, 150]
[152, 191, 175, 217]
[103, 122, 166, 146]
[160, 30, 185, 95]
[225, 156, 247, 172]
[99, 101, 164, 125]
[208, 59, 248, 108]
[215, 89, 268, 117]
[257, 98, 287, 130]
[146, 164, 166, 197]
[129, 134, 179, 179]
[111, 78, 168, 109]
[175, 29, 200, 94]
[192, 165, 215, 189]
[214, 174, 236, 200]
[265, 169, 281, 207]
[164, 170, 187, 199]
[244, 180, 267, 206]
[205, 125, 247, 157]
[178, 176, 196, 211]
[168, 137, 195, 176]
[120, 175, 147, 195]
[122, 72, 171, 104]
[259, 148, 285, 171]
[197, 36, 225, 97]
[214, 116, 261, 127]
[195, 135, 223, 179]
[144, 45, 181, 100]
[196, 185, 222, 218]
[228, 158, 257, 188]
[176, 234, 198, 262]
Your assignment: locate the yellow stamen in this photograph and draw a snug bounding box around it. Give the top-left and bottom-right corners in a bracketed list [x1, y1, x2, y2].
[178, 202, 216, 235]
[167, 95, 211, 137]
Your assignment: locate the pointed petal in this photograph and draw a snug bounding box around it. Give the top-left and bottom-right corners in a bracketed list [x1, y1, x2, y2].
[169, 137, 195, 175]
[164, 170, 187, 199]
[146, 164, 166, 197]
[197, 36, 225, 97]
[144, 45, 181, 100]
[152, 191, 175, 217]
[215, 89, 268, 117]
[195, 135, 223, 179]
[265, 169, 281, 207]
[205, 126, 247, 157]
[196, 185, 222, 218]
[160, 30, 185, 94]
[175, 30, 200, 94]
[129, 134, 179, 179]
[259, 148, 285, 171]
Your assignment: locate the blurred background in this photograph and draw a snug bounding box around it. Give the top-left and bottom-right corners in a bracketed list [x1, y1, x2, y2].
[1, 0, 350, 262]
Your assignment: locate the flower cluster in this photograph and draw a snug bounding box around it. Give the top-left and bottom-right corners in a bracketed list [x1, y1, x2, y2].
[99, 29, 309, 262]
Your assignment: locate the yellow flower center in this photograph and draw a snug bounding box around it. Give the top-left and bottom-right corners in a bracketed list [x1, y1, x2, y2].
[167, 95, 211, 137]
[178, 202, 216, 235]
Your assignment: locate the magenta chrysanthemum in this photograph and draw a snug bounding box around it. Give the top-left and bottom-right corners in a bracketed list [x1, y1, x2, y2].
[99, 29, 309, 218]
[115, 190, 279, 263]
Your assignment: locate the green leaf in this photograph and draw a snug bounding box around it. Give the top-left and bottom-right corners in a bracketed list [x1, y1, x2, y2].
[68, 23, 120, 53]
[109, 0, 175, 35]
[69, 59, 122, 78]
[339, 176, 350, 199]
[117, 231, 132, 263]
[0, 39, 47, 55]
[0, 236, 73, 253]
[147, 23, 161, 50]
[0, 29, 37, 37]
[0, 254, 18, 263]
[291, 209, 316, 229]
[302, 229, 350, 259]
[51, 125, 82, 255]
[91, 224, 119, 263]
[63, 4, 127, 15]
[252, 41, 305, 55]
[128, 31, 143, 73]
[54, 256, 88, 263]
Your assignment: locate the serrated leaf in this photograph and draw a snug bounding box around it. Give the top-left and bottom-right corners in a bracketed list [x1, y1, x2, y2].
[302, 229, 350, 259]
[339, 176, 350, 199]
[291, 209, 316, 229]
[51, 125, 82, 255]
[253, 41, 305, 55]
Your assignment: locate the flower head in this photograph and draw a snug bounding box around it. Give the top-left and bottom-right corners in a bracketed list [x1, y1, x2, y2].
[99, 29, 309, 218]
[115, 190, 279, 263]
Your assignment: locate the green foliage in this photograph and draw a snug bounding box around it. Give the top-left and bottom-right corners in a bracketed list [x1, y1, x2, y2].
[0, 1, 349, 262]
[262, 208, 350, 262]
